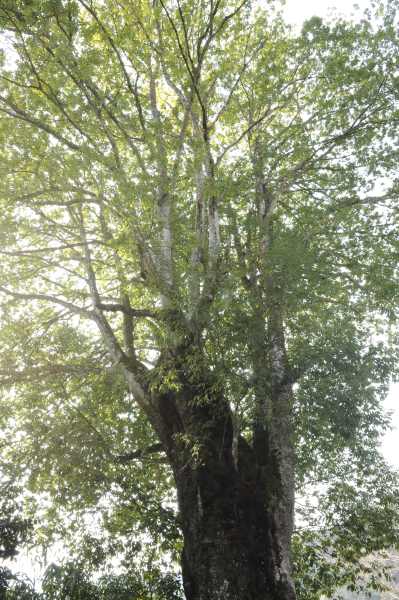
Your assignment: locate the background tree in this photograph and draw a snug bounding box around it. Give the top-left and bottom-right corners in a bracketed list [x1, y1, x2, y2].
[0, 483, 32, 563]
[40, 562, 182, 600]
[1, 1, 399, 599]
[0, 480, 38, 600]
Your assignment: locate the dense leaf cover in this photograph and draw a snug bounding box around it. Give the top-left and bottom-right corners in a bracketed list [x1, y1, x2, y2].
[1, 562, 182, 599]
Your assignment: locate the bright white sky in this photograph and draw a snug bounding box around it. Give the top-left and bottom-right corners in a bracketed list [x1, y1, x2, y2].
[283, 0, 372, 26]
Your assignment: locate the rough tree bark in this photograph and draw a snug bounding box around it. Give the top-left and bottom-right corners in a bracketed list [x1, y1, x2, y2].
[149, 343, 296, 600]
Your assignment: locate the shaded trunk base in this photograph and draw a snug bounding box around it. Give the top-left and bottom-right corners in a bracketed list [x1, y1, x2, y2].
[182, 530, 296, 600]
[176, 461, 296, 600]
[153, 363, 296, 600]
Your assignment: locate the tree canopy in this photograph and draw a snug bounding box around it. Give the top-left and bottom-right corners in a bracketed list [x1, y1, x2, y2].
[0, 0, 399, 598]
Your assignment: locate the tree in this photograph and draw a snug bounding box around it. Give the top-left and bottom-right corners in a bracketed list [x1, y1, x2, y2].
[0, 483, 32, 563]
[40, 562, 182, 600]
[0, 0, 399, 598]
[0, 560, 182, 599]
[0, 481, 38, 600]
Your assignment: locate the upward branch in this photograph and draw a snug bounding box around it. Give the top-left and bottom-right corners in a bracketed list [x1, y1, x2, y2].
[76, 210, 148, 407]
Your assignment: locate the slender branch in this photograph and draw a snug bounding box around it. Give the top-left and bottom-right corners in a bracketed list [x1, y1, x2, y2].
[95, 302, 158, 320]
[215, 105, 274, 166]
[116, 442, 164, 464]
[331, 190, 399, 210]
[0, 285, 93, 318]
[0, 242, 99, 257]
[0, 98, 81, 152]
[211, 0, 249, 41]
[0, 363, 102, 387]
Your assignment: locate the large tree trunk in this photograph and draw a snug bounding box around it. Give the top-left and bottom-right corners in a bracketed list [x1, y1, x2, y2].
[153, 360, 296, 600]
[177, 445, 296, 600]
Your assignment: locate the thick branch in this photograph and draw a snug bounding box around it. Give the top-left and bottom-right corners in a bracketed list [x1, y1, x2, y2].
[77, 214, 149, 406]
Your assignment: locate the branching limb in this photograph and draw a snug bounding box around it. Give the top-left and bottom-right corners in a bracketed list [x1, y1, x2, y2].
[0, 96, 81, 152]
[0, 285, 94, 319]
[76, 210, 148, 406]
[115, 442, 165, 464]
[95, 303, 158, 320]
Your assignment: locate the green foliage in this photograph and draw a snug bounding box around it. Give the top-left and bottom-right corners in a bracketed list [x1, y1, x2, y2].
[0, 572, 41, 600]
[0, 484, 32, 561]
[293, 455, 399, 599]
[0, 562, 183, 600]
[41, 563, 98, 600]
